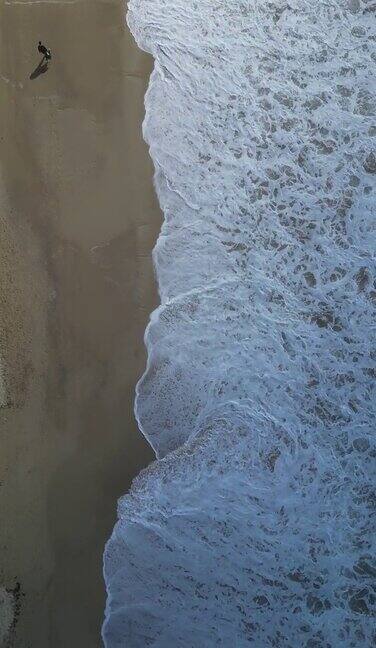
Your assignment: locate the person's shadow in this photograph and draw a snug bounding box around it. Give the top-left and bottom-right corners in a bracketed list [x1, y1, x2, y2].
[30, 57, 48, 80]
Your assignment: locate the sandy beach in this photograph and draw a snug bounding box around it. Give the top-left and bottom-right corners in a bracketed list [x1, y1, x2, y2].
[0, 1, 159, 645]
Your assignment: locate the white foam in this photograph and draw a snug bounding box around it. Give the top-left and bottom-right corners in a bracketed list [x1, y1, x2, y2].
[104, 0, 376, 645]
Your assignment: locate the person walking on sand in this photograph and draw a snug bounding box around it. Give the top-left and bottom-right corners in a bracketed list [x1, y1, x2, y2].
[38, 41, 52, 62]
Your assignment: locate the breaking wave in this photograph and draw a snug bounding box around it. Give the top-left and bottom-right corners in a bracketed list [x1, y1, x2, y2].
[103, 0, 376, 645]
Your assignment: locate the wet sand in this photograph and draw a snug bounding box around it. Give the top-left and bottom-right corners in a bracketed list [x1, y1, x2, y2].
[0, 1, 159, 645]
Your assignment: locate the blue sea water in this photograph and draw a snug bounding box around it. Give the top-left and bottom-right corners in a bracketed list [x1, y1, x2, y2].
[103, 0, 376, 645]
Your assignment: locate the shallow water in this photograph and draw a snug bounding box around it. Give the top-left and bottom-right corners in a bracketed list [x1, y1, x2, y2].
[103, 1, 376, 645]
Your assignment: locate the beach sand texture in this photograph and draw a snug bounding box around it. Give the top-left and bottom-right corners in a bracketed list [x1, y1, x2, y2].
[0, 1, 159, 645]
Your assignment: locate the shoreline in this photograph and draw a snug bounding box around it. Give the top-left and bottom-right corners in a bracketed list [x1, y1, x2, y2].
[0, 1, 160, 645]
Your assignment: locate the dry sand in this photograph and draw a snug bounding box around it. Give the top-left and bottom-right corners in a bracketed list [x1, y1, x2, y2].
[0, 1, 160, 645]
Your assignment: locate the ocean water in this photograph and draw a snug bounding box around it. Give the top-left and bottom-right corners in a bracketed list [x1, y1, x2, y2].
[103, 1, 376, 646]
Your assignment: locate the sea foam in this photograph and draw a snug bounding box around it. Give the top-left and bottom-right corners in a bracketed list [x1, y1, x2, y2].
[103, 1, 376, 645]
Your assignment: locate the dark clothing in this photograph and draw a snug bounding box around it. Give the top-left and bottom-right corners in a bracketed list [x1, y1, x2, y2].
[38, 42, 48, 56]
[38, 42, 51, 61]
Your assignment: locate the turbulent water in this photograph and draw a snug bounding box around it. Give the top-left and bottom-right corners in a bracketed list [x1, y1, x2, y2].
[103, 1, 376, 645]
